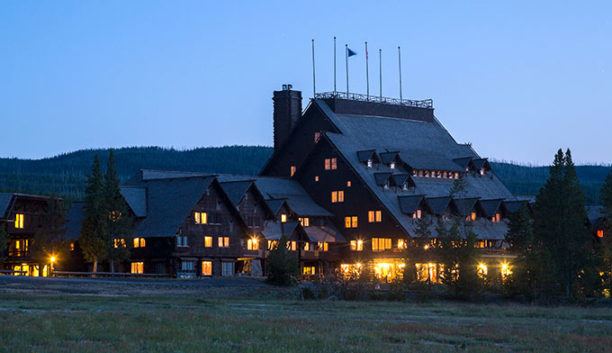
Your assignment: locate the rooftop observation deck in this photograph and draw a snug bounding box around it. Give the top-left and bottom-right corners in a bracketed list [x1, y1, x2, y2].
[315, 92, 433, 109]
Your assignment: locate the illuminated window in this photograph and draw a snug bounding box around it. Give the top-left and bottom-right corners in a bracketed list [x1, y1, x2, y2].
[290, 165, 296, 177]
[597, 229, 604, 238]
[314, 132, 321, 143]
[389, 162, 396, 169]
[133, 238, 146, 248]
[176, 235, 188, 247]
[347, 181, 352, 187]
[280, 213, 287, 223]
[287, 241, 298, 251]
[372, 238, 392, 252]
[194, 212, 208, 225]
[314, 175, 320, 182]
[204, 236, 213, 248]
[218, 236, 230, 248]
[304, 242, 311, 251]
[477, 262, 488, 279]
[247, 237, 259, 250]
[467, 211, 477, 222]
[14, 213, 24, 229]
[331, 191, 344, 203]
[368, 210, 382, 223]
[267, 240, 278, 250]
[317, 242, 329, 252]
[11, 239, 29, 257]
[131, 262, 144, 274]
[303, 266, 316, 276]
[500, 262, 512, 282]
[367, 160, 373, 168]
[70, 242, 75, 252]
[397, 239, 407, 249]
[491, 213, 501, 223]
[415, 263, 442, 283]
[412, 209, 422, 219]
[324, 158, 337, 170]
[201, 261, 213, 276]
[344, 216, 358, 229]
[114, 238, 127, 248]
[298, 217, 310, 227]
[350, 240, 364, 251]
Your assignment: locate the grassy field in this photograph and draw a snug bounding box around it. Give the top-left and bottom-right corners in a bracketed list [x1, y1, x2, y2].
[1, 277, 612, 353]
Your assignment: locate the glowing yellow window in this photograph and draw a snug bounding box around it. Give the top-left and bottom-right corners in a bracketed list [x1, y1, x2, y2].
[331, 191, 344, 203]
[114, 238, 127, 248]
[372, 238, 392, 252]
[397, 239, 408, 249]
[468, 212, 477, 222]
[299, 217, 310, 227]
[280, 213, 287, 223]
[133, 238, 146, 248]
[194, 212, 208, 225]
[350, 240, 364, 251]
[304, 242, 311, 251]
[477, 262, 488, 279]
[70, 242, 75, 251]
[318, 242, 329, 252]
[368, 210, 382, 223]
[287, 241, 297, 251]
[491, 213, 501, 223]
[131, 262, 144, 274]
[218, 236, 230, 248]
[247, 237, 259, 250]
[267, 240, 278, 250]
[303, 266, 316, 275]
[346, 181, 352, 187]
[204, 236, 213, 248]
[290, 165, 296, 177]
[597, 229, 604, 238]
[201, 261, 213, 276]
[344, 216, 358, 229]
[14, 213, 24, 229]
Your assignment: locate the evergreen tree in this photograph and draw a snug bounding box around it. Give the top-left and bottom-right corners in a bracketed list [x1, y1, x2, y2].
[104, 150, 132, 272]
[599, 171, 612, 292]
[266, 235, 299, 286]
[404, 216, 431, 285]
[79, 156, 109, 273]
[30, 197, 67, 271]
[0, 224, 7, 259]
[533, 149, 594, 300]
[439, 219, 481, 299]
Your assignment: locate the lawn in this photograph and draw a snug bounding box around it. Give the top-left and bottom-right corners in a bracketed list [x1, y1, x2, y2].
[1, 277, 611, 353]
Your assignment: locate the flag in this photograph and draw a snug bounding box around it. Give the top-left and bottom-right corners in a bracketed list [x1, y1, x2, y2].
[347, 47, 357, 57]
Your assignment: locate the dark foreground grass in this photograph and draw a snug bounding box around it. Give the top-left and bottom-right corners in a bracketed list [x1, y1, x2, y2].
[1, 290, 612, 353]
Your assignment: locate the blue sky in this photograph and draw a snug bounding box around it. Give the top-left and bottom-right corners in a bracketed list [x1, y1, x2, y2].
[1, 1, 610, 164]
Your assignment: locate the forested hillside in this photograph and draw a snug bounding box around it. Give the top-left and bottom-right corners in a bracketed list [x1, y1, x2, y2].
[0, 146, 609, 204]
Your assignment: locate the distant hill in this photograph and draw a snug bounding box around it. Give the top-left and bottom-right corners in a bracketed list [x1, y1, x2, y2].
[0, 146, 609, 204]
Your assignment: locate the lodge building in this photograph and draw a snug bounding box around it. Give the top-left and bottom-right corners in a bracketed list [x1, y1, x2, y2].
[7, 85, 606, 283]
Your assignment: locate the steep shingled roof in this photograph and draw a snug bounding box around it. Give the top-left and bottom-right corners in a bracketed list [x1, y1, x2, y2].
[120, 187, 147, 218]
[313, 98, 515, 239]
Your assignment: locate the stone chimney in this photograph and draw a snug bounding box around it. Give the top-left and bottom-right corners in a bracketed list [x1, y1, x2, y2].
[273, 84, 302, 151]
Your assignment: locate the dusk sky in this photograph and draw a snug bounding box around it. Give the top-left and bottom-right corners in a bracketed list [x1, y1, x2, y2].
[1, 1, 610, 165]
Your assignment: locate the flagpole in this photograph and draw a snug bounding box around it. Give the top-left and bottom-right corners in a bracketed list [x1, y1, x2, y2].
[379, 48, 382, 99]
[365, 41, 369, 100]
[345, 44, 349, 97]
[333, 36, 337, 94]
[398, 46, 402, 101]
[311, 39, 316, 98]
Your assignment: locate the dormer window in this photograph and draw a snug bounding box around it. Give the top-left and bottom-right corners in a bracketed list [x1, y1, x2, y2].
[389, 162, 396, 169]
[290, 164, 296, 177]
[597, 229, 604, 238]
[383, 183, 389, 190]
[280, 214, 287, 223]
[491, 213, 501, 223]
[367, 159, 373, 168]
[467, 212, 477, 222]
[480, 168, 486, 176]
[402, 183, 409, 191]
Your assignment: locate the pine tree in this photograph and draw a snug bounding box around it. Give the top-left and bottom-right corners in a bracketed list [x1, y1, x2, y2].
[0, 224, 8, 259]
[438, 219, 481, 299]
[30, 197, 67, 271]
[599, 171, 612, 292]
[104, 150, 132, 273]
[80, 156, 109, 273]
[533, 149, 594, 300]
[266, 235, 299, 286]
[505, 204, 541, 298]
[404, 216, 431, 285]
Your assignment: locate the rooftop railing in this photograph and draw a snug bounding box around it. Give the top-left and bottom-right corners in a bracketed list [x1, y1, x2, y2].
[315, 92, 433, 109]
